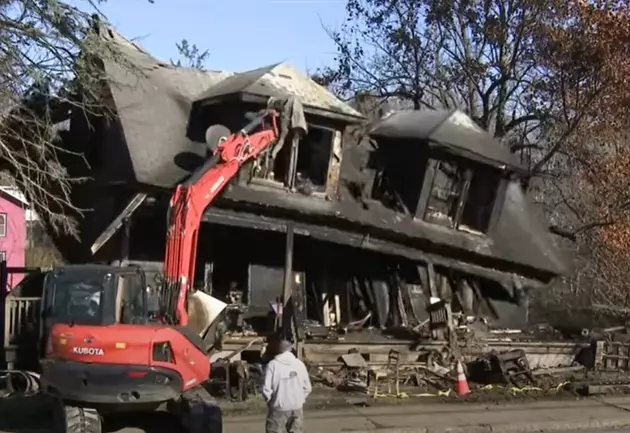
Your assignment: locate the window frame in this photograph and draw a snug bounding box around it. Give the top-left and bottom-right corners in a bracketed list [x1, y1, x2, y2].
[0, 213, 7, 237]
[294, 125, 336, 195]
[0, 251, 6, 262]
[249, 123, 338, 196]
[417, 155, 504, 236]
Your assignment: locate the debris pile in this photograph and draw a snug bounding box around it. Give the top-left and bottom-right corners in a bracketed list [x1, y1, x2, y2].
[300, 299, 630, 400]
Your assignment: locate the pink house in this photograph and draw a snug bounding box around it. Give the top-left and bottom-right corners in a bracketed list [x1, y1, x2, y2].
[0, 187, 27, 289]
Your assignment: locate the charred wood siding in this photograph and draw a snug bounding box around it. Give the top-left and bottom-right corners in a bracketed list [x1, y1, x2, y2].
[40, 53, 567, 335]
[325, 131, 343, 199]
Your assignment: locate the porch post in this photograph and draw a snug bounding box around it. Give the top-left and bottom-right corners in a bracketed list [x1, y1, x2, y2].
[281, 222, 295, 340]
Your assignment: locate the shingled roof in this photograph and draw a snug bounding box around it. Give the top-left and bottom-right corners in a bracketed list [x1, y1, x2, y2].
[370, 109, 524, 171]
[97, 26, 363, 187]
[194, 62, 363, 120]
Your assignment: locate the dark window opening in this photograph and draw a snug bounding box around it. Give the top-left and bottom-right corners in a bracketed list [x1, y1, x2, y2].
[370, 138, 428, 214]
[423, 158, 500, 235]
[211, 258, 250, 305]
[296, 127, 333, 193]
[424, 159, 466, 228]
[271, 136, 292, 184]
[371, 170, 403, 211]
[460, 168, 502, 233]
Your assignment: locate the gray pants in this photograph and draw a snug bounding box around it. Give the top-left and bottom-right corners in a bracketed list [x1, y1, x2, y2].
[266, 408, 304, 433]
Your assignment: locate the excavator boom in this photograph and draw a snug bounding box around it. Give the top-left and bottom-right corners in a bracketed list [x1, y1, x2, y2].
[163, 109, 280, 326]
[39, 102, 304, 433]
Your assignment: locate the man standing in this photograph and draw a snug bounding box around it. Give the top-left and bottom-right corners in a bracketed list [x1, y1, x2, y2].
[262, 337, 312, 433]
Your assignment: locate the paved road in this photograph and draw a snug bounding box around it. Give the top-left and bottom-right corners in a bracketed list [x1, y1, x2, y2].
[103, 398, 630, 433]
[7, 396, 630, 433]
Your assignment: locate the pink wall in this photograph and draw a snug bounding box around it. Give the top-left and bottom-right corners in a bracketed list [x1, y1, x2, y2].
[0, 193, 26, 290]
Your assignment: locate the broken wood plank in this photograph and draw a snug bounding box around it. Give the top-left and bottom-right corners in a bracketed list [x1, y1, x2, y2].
[325, 130, 342, 199]
[90, 193, 147, 255]
[531, 366, 585, 376]
[415, 158, 438, 219]
[593, 304, 630, 315]
[427, 263, 438, 298]
[454, 168, 473, 227]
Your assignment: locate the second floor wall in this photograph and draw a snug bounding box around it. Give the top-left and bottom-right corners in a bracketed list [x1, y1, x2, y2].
[57, 96, 567, 281]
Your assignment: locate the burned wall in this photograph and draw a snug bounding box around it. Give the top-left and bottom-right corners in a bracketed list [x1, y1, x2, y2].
[38, 43, 566, 336]
[44, 103, 559, 334]
[37, 102, 143, 264]
[186, 222, 530, 333]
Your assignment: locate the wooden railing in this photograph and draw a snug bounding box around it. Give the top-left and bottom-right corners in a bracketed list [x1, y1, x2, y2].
[3, 296, 41, 349]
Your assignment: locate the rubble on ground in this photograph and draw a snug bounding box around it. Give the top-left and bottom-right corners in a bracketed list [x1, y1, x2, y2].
[299, 305, 630, 401]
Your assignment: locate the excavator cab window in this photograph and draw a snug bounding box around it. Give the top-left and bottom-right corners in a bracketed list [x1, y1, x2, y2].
[45, 268, 116, 326]
[43, 266, 148, 327]
[117, 272, 148, 325]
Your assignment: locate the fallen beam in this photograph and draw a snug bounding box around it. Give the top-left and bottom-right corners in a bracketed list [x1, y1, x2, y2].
[91, 193, 147, 255]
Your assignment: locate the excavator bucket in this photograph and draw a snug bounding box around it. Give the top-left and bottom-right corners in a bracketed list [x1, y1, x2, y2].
[187, 290, 228, 339]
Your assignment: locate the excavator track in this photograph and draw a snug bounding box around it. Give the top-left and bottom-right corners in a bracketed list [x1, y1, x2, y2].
[53, 402, 101, 433]
[181, 386, 223, 433]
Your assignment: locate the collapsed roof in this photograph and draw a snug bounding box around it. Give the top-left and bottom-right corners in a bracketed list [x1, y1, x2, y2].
[43, 26, 568, 287]
[193, 62, 363, 120]
[97, 27, 363, 188]
[370, 110, 523, 171]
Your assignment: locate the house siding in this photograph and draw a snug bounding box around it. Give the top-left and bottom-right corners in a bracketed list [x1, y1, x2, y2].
[0, 195, 26, 289]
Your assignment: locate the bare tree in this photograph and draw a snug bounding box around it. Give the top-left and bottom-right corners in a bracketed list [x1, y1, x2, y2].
[319, 0, 630, 309]
[321, 0, 630, 226]
[171, 39, 209, 70]
[0, 0, 149, 237]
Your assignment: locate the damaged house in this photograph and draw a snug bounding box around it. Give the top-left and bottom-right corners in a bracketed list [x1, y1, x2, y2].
[41, 27, 568, 367]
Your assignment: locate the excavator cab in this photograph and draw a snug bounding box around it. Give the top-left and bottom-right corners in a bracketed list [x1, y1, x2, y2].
[40, 265, 150, 362]
[39, 265, 221, 433]
[41, 265, 148, 332]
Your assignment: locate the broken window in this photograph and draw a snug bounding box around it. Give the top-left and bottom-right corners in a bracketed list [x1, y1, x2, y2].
[295, 127, 334, 194]
[422, 158, 501, 235]
[460, 168, 502, 233]
[369, 138, 428, 214]
[249, 123, 337, 196]
[424, 159, 467, 227]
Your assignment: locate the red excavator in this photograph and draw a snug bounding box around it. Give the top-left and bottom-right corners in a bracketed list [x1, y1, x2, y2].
[38, 101, 299, 433]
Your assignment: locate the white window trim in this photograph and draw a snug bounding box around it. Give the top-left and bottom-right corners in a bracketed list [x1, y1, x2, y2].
[0, 213, 7, 237]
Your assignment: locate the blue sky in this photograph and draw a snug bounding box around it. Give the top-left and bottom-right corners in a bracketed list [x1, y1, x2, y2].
[94, 0, 346, 74]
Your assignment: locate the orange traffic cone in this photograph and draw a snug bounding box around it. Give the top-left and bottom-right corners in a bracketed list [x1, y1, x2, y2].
[456, 360, 471, 396]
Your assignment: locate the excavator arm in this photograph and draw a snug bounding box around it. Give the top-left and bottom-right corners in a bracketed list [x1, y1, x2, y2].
[162, 109, 280, 326]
